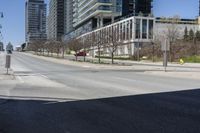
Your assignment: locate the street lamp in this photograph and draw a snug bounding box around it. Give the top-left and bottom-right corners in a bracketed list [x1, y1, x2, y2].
[0, 12, 3, 43]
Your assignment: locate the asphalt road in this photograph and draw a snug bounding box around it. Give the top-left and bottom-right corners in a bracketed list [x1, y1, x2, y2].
[0, 52, 200, 133]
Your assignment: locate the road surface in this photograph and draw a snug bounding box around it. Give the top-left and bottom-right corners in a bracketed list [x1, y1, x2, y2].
[0, 52, 200, 133]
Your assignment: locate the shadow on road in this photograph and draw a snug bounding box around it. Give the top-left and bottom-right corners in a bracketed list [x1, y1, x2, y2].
[0, 89, 200, 133]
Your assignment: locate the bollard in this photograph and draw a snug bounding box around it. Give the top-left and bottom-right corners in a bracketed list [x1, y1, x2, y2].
[5, 55, 11, 74]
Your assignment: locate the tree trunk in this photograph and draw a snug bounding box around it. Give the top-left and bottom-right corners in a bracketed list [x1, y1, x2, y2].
[98, 47, 101, 64]
[152, 43, 155, 62]
[111, 52, 114, 64]
[169, 43, 173, 62]
[75, 52, 78, 61]
[83, 49, 86, 62]
[62, 47, 65, 59]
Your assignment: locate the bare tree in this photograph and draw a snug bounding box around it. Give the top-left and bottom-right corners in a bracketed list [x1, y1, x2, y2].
[28, 40, 44, 55]
[107, 25, 122, 64]
[47, 39, 56, 57]
[163, 16, 180, 62]
[68, 38, 83, 61]
[90, 30, 105, 63]
[60, 36, 67, 59]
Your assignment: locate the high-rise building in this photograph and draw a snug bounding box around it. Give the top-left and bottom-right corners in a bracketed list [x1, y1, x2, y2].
[122, 0, 153, 17]
[65, 0, 153, 40]
[47, 0, 65, 41]
[73, 0, 122, 30]
[25, 0, 47, 43]
[64, 0, 74, 34]
[199, 0, 200, 16]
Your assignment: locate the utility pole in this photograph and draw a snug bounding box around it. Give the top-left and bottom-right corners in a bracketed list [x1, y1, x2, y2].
[0, 12, 3, 50]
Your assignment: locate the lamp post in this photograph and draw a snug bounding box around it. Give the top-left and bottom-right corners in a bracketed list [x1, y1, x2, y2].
[192, 25, 197, 62]
[0, 12, 3, 45]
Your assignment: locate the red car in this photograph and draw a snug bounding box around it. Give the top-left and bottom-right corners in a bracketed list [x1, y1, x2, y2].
[74, 51, 87, 56]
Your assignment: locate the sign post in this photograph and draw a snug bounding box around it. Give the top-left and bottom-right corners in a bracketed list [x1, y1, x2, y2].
[161, 38, 170, 72]
[5, 55, 11, 74]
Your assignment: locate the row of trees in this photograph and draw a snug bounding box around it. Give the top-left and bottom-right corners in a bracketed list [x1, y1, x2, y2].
[27, 30, 200, 64]
[184, 27, 200, 41]
[27, 26, 124, 64]
[27, 16, 200, 64]
[27, 40, 66, 58]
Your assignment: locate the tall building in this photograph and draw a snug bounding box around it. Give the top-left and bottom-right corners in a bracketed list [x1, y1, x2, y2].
[65, 0, 153, 40]
[199, 0, 200, 16]
[64, 0, 74, 34]
[122, 0, 153, 17]
[47, 0, 65, 41]
[73, 0, 122, 30]
[25, 0, 47, 43]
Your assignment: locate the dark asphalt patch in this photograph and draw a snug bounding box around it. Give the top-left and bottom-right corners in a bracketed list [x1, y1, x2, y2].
[0, 89, 200, 133]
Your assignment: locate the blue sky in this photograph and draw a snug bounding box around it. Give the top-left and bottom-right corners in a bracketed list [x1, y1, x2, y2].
[0, 0, 198, 47]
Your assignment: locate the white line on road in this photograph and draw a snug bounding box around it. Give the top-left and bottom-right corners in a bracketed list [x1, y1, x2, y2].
[83, 66, 91, 68]
[39, 74, 49, 79]
[16, 76, 25, 83]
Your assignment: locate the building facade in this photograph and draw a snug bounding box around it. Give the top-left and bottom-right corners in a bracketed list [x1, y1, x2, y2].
[65, 0, 153, 40]
[25, 0, 47, 43]
[122, 0, 153, 17]
[78, 16, 155, 56]
[64, 0, 74, 34]
[47, 0, 65, 41]
[73, 0, 122, 28]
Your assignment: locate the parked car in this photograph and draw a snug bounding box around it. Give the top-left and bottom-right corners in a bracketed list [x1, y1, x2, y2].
[74, 51, 87, 56]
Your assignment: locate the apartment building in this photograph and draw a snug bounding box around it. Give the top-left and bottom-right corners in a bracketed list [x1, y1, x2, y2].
[47, 0, 65, 41]
[25, 0, 47, 43]
[122, 0, 153, 16]
[64, 0, 153, 40]
[64, 0, 74, 34]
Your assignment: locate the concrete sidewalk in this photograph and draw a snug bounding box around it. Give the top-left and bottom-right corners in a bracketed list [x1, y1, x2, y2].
[22, 52, 200, 80]
[26, 51, 200, 68]
[64, 54, 200, 68]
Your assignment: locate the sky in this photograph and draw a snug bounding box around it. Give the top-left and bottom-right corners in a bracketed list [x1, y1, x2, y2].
[0, 0, 198, 47]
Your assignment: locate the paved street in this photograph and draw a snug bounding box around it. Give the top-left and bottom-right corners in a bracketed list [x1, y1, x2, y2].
[0, 52, 200, 133]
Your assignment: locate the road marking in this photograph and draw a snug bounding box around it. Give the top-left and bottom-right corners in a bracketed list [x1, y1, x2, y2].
[83, 65, 91, 68]
[39, 74, 49, 79]
[16, 76, 25, 83]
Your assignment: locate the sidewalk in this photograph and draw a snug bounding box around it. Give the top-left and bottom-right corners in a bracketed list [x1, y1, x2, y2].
[64, 54, 200, 68]
[0, 52, 14, 80]
[22, 52, 200, 80]
[27, 51, 200, 68]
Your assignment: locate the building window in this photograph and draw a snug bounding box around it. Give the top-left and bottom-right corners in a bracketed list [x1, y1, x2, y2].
[142, 19, 147, 39]
[148, 20, 154, 39]
[135, 19, 141, 39]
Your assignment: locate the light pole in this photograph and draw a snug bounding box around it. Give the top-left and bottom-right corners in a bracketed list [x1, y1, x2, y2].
[192, 25, 197, 62]
[0, 12, 3, 51]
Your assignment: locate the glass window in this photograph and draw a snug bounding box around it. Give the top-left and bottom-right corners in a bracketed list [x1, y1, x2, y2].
[135, 19, 141, 39]
[149, 20, 154, 39]
[142, 19, 147, 39]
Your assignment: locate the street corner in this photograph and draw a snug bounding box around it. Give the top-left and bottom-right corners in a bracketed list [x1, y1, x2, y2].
[0, 68, 15, 80]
